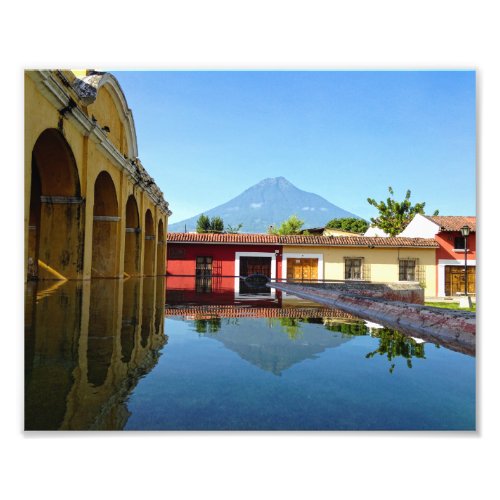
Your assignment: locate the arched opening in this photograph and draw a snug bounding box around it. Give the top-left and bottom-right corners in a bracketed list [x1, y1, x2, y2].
[156, 219, 165, 276]
[28, 129, 83, 280]
[143, 210, 155, 276]
[92, 171, 119, 278]
[124, 195, 141, 276]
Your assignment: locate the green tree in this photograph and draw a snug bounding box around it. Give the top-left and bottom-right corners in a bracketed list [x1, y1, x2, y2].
[196, 214, 225, 233]
[226, 223, 243, 233]
[210, 216, 224, 233]
[367, 186, 439, 237]
[325, 217, 368, 234]
[269, 215, 306, 235]
[196, 214, 211, 233]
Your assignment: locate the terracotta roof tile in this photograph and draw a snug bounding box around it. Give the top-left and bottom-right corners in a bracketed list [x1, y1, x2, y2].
[164, 305, 355, 319]
[166, 232, 439, 248]
[424, 216, 476, 232]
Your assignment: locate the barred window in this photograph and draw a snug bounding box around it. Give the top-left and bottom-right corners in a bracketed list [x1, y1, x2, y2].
[399, 259, 416, 281]
[345, 258, 363, 280]
[196, 256, 213, 277]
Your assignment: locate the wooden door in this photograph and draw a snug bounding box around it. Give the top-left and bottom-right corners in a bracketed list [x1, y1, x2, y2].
[287, 258, 318, 282]
[445, 266, 476, 296]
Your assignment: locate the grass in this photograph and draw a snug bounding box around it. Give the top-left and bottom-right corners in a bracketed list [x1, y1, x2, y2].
[425, 301, 476, 312]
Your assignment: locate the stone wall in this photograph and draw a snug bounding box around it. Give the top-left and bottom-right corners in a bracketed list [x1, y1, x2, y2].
[293, 281, 425, 304]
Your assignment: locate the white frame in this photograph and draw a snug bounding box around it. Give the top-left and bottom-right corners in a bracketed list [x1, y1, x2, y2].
[282, 253, 324, 281]
[234, 251, 277, 298]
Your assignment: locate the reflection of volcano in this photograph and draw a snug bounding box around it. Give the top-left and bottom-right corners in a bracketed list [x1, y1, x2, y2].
[201, 318, 353, 376]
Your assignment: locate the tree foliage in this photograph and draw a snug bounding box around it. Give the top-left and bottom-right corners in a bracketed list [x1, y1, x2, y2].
[325, 217, 368, 234]
[210, 216, 224, 233]
[268, 215, 306, 235]
[196, 214, 211, 233]
[367, 186, 439, 237]
[196, 214, 225, 233]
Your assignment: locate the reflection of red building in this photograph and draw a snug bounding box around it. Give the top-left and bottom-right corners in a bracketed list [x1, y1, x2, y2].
[399, 215, 476, 296]
[166, 275, 282, 307]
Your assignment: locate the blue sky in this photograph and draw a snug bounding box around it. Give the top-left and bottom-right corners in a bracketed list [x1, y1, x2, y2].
[112, 71, 476, 224]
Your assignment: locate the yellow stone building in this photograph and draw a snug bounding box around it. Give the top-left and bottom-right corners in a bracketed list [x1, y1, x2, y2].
[25, 70, 171, 281]
[282, 243, 437, 297]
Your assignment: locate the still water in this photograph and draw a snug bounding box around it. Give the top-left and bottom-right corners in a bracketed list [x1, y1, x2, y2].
[25, 277, 475, 431]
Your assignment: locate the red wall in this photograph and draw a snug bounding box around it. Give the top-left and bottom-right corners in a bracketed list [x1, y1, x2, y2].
[167, 243, 283, 278]
[435, 231, 476, 261]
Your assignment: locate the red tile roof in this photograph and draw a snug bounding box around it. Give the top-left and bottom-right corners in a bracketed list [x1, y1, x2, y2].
[424, 216, 476, 232]
[166, 232, 439, 248]
[164, 305, 356, 319]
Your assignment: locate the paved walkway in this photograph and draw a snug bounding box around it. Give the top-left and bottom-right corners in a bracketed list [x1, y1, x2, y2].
[426, 296, 476, 304]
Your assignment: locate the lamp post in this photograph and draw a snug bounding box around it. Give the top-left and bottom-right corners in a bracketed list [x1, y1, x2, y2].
[460, 225, 471, 297]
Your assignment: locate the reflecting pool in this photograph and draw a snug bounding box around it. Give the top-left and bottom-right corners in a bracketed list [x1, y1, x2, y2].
[24, 277, 475, 431]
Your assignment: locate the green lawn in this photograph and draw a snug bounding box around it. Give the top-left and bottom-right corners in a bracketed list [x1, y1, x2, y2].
[425, 301, 476, 312]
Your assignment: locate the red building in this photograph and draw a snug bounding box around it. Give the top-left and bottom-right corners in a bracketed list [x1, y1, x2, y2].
[399, 215, 476, 296]
[166, 233, 283, 297]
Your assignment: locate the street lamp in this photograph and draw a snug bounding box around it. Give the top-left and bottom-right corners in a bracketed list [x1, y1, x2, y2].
[460, 225, 471, 296]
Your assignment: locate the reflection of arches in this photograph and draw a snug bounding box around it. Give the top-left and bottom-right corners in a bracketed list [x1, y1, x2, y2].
[121, 278, 140, 363]
[144, 210, 155, 276]
[92, 172, 119, 278]
[28, 129, 83, 280]
[154, 277, 166, 336]
[141, 278, 155, 348]
[156, 219, 165, 276]
[87, 280, 118, 387]
[124, 195, 141, 276]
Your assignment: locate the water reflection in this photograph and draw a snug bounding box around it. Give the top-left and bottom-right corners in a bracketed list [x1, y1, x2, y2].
[25, 277, 474, 431]
[165, 289, 435, 377]
[24, 277, 166, 430]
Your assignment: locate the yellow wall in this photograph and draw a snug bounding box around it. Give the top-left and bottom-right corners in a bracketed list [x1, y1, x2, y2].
[25, 70, 170, 280]
[283, 245, 437, 297]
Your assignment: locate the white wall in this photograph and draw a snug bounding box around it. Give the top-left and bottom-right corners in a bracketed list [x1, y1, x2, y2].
[399, 214, 439, 238]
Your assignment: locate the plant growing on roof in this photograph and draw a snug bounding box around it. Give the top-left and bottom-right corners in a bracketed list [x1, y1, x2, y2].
[196, 214, 211, 233]
[367, 186, 439, 237]
[226, 223, 243, 233]
[210, 216, 224, 233]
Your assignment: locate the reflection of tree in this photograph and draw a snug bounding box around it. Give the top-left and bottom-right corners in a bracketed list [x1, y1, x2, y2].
[279, 318, 302, 340]
[323, 320, 369, 336]
[194, 318, 222, 334]
[365, 328, 426, 373]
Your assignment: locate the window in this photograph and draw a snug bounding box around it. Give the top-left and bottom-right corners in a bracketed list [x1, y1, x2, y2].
[345, 258, 363, 280]
[168, 246, 185, 258]
[399, 259, 416, 281]
[195, 256, 212, 277]
[454, 236, 466, 250]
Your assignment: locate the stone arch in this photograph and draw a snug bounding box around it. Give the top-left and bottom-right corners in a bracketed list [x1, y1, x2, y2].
[156, 218, 166, 276]
[143, 209, 155, 276]
[75, 72, 138, 159]
[91, 171, 120, 277]
[28, 128, 83, 280]
[124, 195, 141, 276]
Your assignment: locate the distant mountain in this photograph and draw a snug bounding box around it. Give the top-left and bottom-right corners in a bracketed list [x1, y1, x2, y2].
[168, 176, 363, 233]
